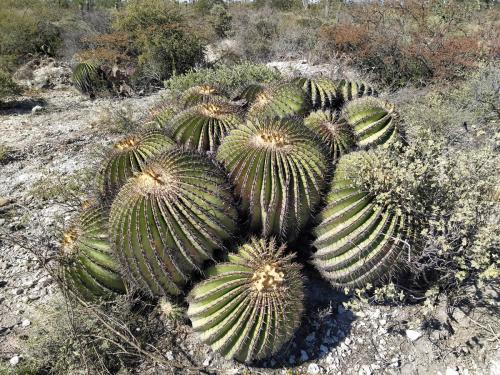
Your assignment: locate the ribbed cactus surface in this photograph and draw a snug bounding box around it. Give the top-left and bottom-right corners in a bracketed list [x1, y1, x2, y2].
[336, 79, 377, 106]
[109, 149, 238, 296]
[232, 83, 266, 107]
[72, 62, 102, 95]
[312, 152, 407, 288]
[304, 110, 356, 161]
[343, 97, 398, 148]
[168, 99, 243, 152]
[61, 205, 125, 300]
[217, 117, 328, 239]
[247, 83, 310, 119]
[293, 77, 338, 109]
[188, 237, 304, 363]
[180, 85, 224, 108]
[98, 131, 175, 199]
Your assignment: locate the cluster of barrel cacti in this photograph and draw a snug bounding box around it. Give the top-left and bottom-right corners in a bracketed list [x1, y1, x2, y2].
[61, 75, 411, 363]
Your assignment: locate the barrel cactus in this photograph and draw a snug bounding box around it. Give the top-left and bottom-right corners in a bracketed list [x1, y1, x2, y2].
[247, 83, 310, 119]
[188, 237, 304, 363]
[217, 117, 328, 239]
[180, 85, 224, 108]
[335, 79, 377, 106]
[343, 97, 398, 149]
[293, 77, 338, 110]
[72, 62, 104, 96]
[312, 151, 409, 288]
[232, 83, 267, 107]
[109, 149, 238, 296]
[168, 99, 243, 152]
[98, 131, 175, 199]
[61, 204, 125, 300]
[304, 110, 356, 161]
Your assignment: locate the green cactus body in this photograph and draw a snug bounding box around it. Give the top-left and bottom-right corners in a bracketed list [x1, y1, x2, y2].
[343, 97, 398, 149]
[180, 85, 224, 108]
[232, 83, 266, 107]
[335, 79, 378, 106]
[247, 83, 310, 119]
[168, 99, 243, 152]
[188, 237, 304, 363]
[304, 110, 356, 161]
[61, 205, 125, 300]
[72, 62, 103, 95]
[217, 117, 328, 239]
[312, 152, 408, 288]
[293, 77, 338, 109]
[109, 149, 238, 296]
[98, 131, 175, 199]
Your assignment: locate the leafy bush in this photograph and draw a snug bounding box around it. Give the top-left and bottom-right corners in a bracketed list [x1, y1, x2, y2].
[0, 70, 21, 101]
[164, 62, 281, 95]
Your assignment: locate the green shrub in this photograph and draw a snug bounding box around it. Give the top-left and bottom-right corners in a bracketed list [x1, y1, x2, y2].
[164, 62, 281, 95]
[0, 70, 21, 101]
[210, 4, 232, 38]
[112, 0, 205, 86]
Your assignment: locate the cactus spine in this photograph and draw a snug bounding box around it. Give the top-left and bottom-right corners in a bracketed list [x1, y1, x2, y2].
[61, 205, 125, 300]
[168, 99, 243, 152]
[188, 237, 304, 363]
[312, 151, 408, 288]
[293, 77, 338, 109]
[304, 110, 356, 161]
[343, 97, 398, 148]
[217, 117, 328, 239]
[109, 149, 238, 296]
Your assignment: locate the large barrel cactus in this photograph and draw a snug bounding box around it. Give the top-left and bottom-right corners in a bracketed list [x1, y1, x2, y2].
[109, 149, 238, 296]
[180, 85, 224, 108]
[98, 131, 175, 199]
[304, 109, 356, 161]
[247, 83, 310, 119]
[168, 99, 243, 153]
[343, 97, 398, 149]
[217, 117, 328, 239]
[312, 152, 409, 288]
[293, 77, 338, 110]
[188, 237, 304, 363]
[61, 205, 125, 300]
[232, 83, 266, 107]
[335, 79, 378, 106]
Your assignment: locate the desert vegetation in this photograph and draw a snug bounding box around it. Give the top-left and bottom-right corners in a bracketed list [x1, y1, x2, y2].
[0, 1, 498, 374]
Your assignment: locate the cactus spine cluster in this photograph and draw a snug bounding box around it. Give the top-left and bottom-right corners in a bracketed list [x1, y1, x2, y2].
[217, 117, 328, 239]
[98, 131, 175, 198]
[304, 110, 356, 160]
[188, 237, 304, 362]
[312, 152, 408, 288]
[343, 97, 398, 148]
[109, 149, 238, 296]
[61, 205, 125, 299]
[168, 99, 243, 152]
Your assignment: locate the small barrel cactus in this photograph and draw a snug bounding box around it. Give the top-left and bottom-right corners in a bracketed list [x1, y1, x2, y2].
[72, 62, 104, 96]
[343, 97, 398, 149]
[188, 237, 304, 363]
[168, 99, 243, 152]
[98, 131, 175, 199]
[217, 117, 328, 239]
[304, 109, 356, 161]
[312, 151, 409, 288]
[61, 204, 125, 300]
[180, 85, 224, 108]
[293, 77, 338, 110]
[109, 149, 238, 296]
[335, 79, 377, 106]
[247, 83, 310, 119]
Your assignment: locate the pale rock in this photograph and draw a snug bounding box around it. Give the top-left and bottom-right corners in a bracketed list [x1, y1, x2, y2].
[307, 363, 321, 374]
[406, 329, 423, 341]
[9, 355, 20, 366]
[446, 368, 459, 375]
[166, 351, 174, 361]
[203, 356, 212, 367]
[21, 319, 30, 327]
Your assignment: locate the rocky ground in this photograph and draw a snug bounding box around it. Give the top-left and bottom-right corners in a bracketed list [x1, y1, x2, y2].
[0, 62, 499, 374]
